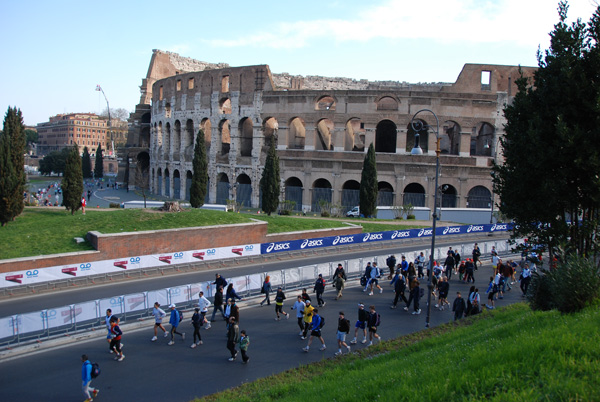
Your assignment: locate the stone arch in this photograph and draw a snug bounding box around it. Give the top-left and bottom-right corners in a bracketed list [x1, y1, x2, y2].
[136, 152, 150, 191]
[164, 122, 171, 157]
[236, 173, 252, 207]
[165, 103, 172, 118]
[377, 181, 394, 206]
[315, 95, 336, 111]
[173, 169, 181, 199]
[439, 184, 457, 208]
[216, 173, 230, 205]
[219, 98, 232, 114]
[184, 119, 194, 149]
[315, 118, 334, 151]
[185, 170, 193, 201]
[467, 185, 492, 208]
[288, 117, 305, 149]
[156, 122, 163, 149]
[312, 178, 332, 212]
[156, 167, 162, 195]
[239, 117, 253, 157]
[471, 122, 494, 156]
[164, 168, 170, 197]
[219, 119, 230, 156]
[442, 121, 461, 155]
[345, 118, 365, 152]
[376, 96, 399, 111]
[341, 180, 360, 210]
[201, 118, 211, 151]
[375, 119, 397, 153]
[403, 183, 425, 207]
[140, 126, 150, 148]
[141, 112, 151, 124]
[173, 120, 181, 156]
[285, 176, 303, 211]
[263, 117, 279, 149]
[406, 119, 429, 153]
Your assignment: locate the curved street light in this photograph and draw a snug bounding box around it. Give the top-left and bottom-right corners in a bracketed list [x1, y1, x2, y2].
[410, 108, 440, 329]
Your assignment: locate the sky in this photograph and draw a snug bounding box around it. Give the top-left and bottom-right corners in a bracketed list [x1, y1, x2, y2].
[1, 0, 598, 126]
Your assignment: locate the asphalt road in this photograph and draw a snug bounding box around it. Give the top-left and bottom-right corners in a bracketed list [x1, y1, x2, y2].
[0, 239, 523, 402]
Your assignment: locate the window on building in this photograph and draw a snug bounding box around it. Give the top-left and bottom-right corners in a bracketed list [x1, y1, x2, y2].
[221, 75, 230, 92]
[176, 80, 181, 91]
[159, 86, 163, 100]
[481, 70, 491, 90]
[188, 77, 194, 89]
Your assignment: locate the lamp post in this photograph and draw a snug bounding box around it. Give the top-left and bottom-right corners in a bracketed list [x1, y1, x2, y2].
[484, 138, 501, 224]
[410, 109, 440, 329]
[95, 85, 114, 157]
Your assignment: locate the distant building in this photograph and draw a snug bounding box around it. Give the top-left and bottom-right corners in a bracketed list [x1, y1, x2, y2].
[36, 113, 127, 157]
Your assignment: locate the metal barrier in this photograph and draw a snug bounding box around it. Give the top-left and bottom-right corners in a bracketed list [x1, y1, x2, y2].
[0, 239, 514, 347]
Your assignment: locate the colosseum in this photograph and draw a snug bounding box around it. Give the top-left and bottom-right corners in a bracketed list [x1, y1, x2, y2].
[122, 50, 535, 216]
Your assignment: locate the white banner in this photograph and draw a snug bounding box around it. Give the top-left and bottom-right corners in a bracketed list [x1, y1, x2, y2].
[147, 290, 169, 309]
[168, 286, 189, 305]
[0, 316, 15, 340]
[19, 311, 45, 334]
[125, 293, 147, 313]
[74, 301, 98, 324]
[0, 243, 261, 289]
[46, 306, 73, 329]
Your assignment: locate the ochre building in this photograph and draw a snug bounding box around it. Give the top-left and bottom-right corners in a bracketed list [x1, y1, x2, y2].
[124, 50, 535, 213]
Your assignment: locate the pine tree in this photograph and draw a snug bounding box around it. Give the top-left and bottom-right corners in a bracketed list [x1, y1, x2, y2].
[3, 107, 26, 219]
[359, 143, 378, 217]
[260, 134, 280, 215]
[94, 144, 103, 178]
[190, 129, 208, 208]
[81, 146, 92, 179]
[0, 130, 16, 226]
[62, 144, 84, 215]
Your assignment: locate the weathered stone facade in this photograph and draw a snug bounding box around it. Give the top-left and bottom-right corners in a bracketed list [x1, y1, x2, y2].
[125, 50, 536, 213]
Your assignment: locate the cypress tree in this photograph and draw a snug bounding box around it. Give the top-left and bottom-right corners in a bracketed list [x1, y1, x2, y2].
[3, 107, 26, 219]
[81, 146, 92, 179]
[0, 130, 16, 226]
[260, 134, 280, 215]
[190, 129, 208, 208]
[359, 143, 378, 217]
[94, 144, 103, 178]
[62, 144, 84, 215]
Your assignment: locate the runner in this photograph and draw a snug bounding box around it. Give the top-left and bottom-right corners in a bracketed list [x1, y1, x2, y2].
[350, 303, 369, 345]
[151, 302, 169, 341]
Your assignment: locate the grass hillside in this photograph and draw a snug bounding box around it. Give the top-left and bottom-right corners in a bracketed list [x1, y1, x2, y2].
[198, 303, 600, 402]
[0, 208, 423, 260]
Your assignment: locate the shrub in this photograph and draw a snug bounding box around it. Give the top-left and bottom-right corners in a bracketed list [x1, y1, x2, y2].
[407, 214, 415, 220]
[109, 202, 120, 208]
[528, 257, 600, 314]
[280, 209, 291, 216]
[320, 210, 330, 217]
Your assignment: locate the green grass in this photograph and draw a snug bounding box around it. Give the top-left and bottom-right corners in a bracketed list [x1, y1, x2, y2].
[1, 208, 428, 260]
[197, 303, 600, 402]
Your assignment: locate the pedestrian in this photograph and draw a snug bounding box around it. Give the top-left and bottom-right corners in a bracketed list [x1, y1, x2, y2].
[416, 252, 426, 278]
[104, 309, 115, 353]
[469, 288, 481, 315]
[213, 273, 228, 290]
[407, 262, 417, 284]
[404, 279, 422, 315]
[472, 243, 482, 268]
[225, 298, 240, 325]
[332, 263, 347, 281]
[81, 196, 86, 215]
[211, 286, 226, 322]
[302, 308, 326, 352]
[390, 270, 408, 309]
[291, 295, 306, 336]
[226, 283, 243, 302]
[81, 354, 99, 402]
[300, 288, 312, 304]
[226, 317, 240, 361]
[386, 254, 396, 279]
[314, 274, 326, 307]
[444, 252, 455, 281]
[335, 311, 351, 356]
[239, 329, 250, 364]
[168, 304, 185, 345]
[332, 272, 345, 300]
[520, 263, 532, 296]
[301, 299, 314, 339]
[109, 316, 125, 361]
[350, 303, 369, 345]
[436, 276, 450, 311]
[492, 254, 501, 274]
[452, 292, 466, 320]
[198, 291, 212, 329]
[453, 250, 461, 273]
[260, 275, 272, 306]
[367, 305, 382, 346]
[368, 262, 383, 296]
[274, 286, 290, 320]
[87, 189, 91, 201]
[151, 302, 169, 341]
[485, 276, 497, 309]
[362, 262, 373, 291]
[191, 308, 203, 348]
[465, 258, 475, 283]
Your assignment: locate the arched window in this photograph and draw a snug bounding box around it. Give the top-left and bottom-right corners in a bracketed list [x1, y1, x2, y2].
[376, 96, 398, 111]
[341, 180, 360, 211]
[375, 120, 397, 153]
[285, 177, 303, 211]
[315, 95, 336, 111]
[403, 183, 425, 207]
[377, 181, 394, 206]
[467, 186, 492, 208]
[312, 179, 332, 212]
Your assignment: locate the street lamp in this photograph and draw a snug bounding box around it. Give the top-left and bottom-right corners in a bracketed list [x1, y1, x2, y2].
[410, 108, 440, 329]
[95, 85, 114, 156]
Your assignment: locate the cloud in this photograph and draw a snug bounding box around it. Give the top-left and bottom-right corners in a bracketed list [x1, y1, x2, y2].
[203, 0, 597, 50]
